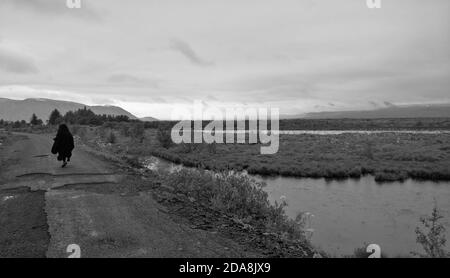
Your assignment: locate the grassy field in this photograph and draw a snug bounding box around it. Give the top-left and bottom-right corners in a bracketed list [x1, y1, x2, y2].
[278, 118, 450, 130]
[151, 132, 450, 182]
[74, 123, 450, 182]
[140, 118, 450, 131]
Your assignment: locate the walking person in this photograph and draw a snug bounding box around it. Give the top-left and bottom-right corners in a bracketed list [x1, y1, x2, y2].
[51, 124, 75, 168]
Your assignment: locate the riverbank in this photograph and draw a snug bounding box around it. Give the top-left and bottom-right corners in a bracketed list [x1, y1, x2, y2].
[136, 155, 450, 257]
[121, 129, 450, 183]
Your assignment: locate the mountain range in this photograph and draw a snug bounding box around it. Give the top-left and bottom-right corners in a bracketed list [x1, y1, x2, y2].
[291, 104, 450, 119]
[139, 116, 159, 122]
[1, 98, 448, 122]
[0, 98, 139, 122]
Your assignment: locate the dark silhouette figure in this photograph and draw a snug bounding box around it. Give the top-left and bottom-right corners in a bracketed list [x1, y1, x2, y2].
[51, 124, 75, 168]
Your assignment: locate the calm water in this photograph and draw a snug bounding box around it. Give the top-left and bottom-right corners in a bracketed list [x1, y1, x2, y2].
[144, 156, 450, 257]
[258, 176, 450, 256]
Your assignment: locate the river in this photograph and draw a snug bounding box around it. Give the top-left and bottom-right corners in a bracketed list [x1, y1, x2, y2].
[143, 156, 450, 257]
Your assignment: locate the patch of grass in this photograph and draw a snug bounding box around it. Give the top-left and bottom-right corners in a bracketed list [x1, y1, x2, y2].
[146, 131, 450, 182]
[163, 168, 308, 242]
[124, 155, 142, 168]
[278, 118, 450, 131]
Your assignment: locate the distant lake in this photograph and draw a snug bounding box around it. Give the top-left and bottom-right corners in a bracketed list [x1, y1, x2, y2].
[144, 156, 450, 257]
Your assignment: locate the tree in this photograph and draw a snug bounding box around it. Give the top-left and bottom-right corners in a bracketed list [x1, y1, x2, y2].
[30, 114, 43, 126]
[64, 111, 76, 124]
[48, 109, 63, 125]
[13, 121, 23, 128]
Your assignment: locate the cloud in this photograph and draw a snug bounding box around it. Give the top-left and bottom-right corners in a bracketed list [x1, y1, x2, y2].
[383, 101, 396, 108]
[0, 85, 91, 104]
[107, 74, 160, 89]
[369, 101, 379, 108]
[206, 95, 219, 102]
[170, 39, 213, 67]
[0, 49, 38, 74]
[107, 74, 142, 84]
[91, 97, 116, 105]
[0, 1, 449, 118]
[150, 97, 168, 103]
[0, 0, 100, 20]
[225, 72, 314, 103]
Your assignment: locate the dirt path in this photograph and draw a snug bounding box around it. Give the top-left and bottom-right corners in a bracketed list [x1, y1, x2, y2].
[0, 133, 258, 258]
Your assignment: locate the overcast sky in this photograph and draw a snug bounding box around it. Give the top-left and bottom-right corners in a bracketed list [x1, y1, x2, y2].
[0, 0, 449, 119]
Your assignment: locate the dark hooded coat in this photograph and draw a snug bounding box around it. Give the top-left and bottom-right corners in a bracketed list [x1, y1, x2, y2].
[51, 125, 75, 161]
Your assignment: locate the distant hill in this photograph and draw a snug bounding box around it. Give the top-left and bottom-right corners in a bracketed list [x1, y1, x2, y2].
[300, 104, 450, 119]
[0, 98, 137, 122]
[139, 116, 158, 122]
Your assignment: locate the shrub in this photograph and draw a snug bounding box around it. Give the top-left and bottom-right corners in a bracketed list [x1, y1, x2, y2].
[71, 125, 87, 139]
[413, 203, 449, 258]
[163, 169, 307, 241]
[120, 124, 131, 137]
[157, 126, 173, 149]
[130, 123, 145, 143]
[106, 131, 116, 144]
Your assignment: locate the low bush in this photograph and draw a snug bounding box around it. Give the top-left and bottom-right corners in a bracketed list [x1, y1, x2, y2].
[157, 126, 173, 148]
[106, 131, 116, 144]
[413, 203, 449, 258]
[163, 169, 307, 241]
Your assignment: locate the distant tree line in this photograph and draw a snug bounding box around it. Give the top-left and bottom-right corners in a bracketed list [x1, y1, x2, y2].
[47, 107, 136, 126]
[0, 119, 28, 129]
[0, 113, 44, 129]
[0, 106, 136, 129]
